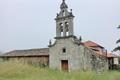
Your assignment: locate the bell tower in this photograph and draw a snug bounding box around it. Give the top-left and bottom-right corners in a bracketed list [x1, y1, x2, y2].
[55, 0, 74, 38]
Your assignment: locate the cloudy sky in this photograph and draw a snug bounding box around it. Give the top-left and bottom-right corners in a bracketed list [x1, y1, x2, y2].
[0, 0, 120, 53]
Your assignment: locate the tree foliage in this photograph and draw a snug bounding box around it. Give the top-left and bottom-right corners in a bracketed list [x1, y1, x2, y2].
[113, 46, 120, 51]
[113, 25, 120, 51]
[117, 25, 120, 29]
[116, 39, 120, 44]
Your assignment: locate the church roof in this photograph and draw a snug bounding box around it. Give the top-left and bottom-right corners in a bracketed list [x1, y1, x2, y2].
[107, 53, 118, 58]
[83, 41, 104, 48]
[0, 48, 49, 57]
[83, 41, 119, 58]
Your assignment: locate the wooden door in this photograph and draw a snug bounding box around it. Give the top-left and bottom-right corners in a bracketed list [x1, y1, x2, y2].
[61, 60, 68, 71]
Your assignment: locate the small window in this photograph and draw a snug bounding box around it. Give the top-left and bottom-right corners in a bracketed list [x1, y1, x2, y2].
[62, 48, 66, 53]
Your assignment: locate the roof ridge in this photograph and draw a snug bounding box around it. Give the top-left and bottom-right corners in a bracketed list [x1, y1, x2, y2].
[6, 48, 49, 53]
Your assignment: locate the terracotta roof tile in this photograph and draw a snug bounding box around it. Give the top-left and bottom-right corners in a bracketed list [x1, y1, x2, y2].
[107, 53, 117, 58]
[83, 41, 104, 48]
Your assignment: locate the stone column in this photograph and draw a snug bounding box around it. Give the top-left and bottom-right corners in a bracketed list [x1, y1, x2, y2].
[69, 19, 74, 36]
[56, 22, 61, 37]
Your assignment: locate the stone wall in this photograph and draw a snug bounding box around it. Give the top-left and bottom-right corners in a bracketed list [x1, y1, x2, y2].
[1, 56, 49, 67]
[82, 47, 108, 71]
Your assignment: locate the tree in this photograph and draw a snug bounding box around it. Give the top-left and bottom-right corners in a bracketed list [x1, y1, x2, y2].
[113, 25, 120, 51]
[117, 25, 120, 28]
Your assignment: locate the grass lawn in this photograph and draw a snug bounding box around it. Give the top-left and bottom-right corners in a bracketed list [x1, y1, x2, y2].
[0, 61, 120, 80]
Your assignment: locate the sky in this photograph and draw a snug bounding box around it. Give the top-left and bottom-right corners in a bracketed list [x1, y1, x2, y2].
[0, 0, 120, 53]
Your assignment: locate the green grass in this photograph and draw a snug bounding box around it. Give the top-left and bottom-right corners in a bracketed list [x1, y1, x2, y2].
[0, 61, 120, 80]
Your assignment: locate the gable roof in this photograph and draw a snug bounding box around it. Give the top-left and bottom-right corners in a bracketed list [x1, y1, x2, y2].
[83, 41, 104, 48]
[0, 48, 49, 57]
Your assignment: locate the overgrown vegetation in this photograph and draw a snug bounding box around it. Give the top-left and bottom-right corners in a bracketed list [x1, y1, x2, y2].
[0, 61, 120, 80]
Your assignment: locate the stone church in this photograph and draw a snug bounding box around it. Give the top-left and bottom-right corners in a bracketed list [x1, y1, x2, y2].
[0, 0, 111, 71]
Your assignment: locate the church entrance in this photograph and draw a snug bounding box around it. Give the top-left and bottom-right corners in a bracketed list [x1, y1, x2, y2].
[61, 60, 68, 71]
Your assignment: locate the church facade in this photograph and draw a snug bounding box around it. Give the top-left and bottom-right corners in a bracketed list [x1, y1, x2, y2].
[0, 0, 110, 71]
[49, 0, 108, 71]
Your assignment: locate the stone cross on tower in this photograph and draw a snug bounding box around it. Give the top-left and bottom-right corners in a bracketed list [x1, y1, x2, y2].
[55, 0, 75, 38]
